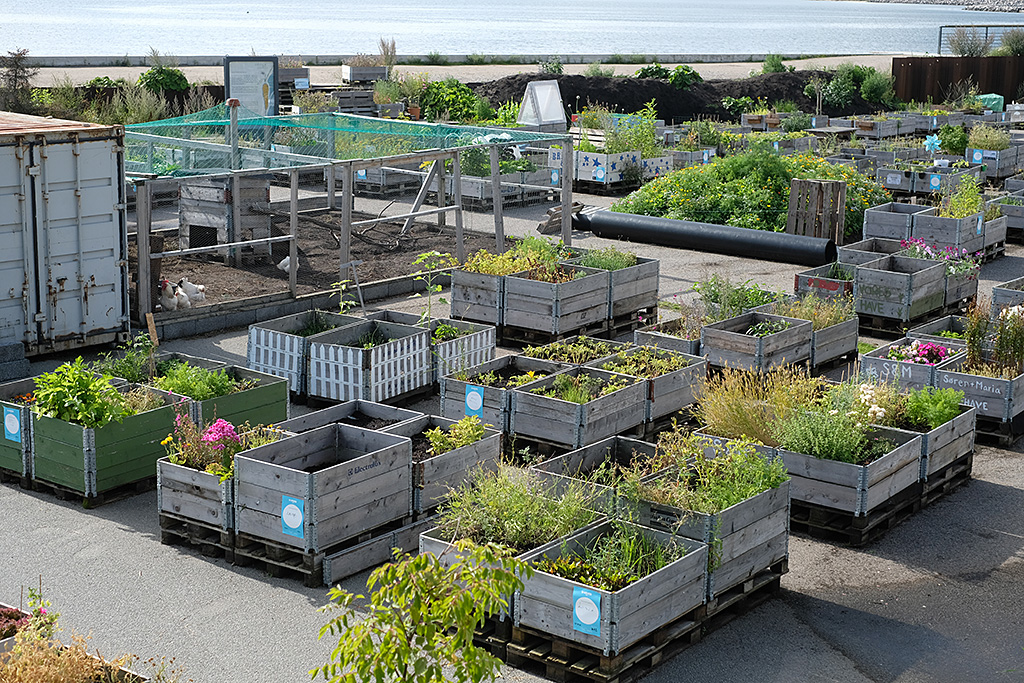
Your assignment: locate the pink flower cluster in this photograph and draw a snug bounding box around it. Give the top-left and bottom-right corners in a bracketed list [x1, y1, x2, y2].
[201, 419, 241, 452]
[885, 339, 952, 365]
[900, 237, 981, 277]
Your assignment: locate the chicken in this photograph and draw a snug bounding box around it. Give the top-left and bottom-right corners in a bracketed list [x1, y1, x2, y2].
[159, 279, 178, 312]
[177, 277, 206, 303]
[276, 255, 291, 273]
[175, 285, 191, 310]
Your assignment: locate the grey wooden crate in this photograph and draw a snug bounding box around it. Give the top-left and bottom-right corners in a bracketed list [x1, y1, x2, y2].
[565, 256, 659, 319]
[991, 276, 1024, 318]
[863, 202, 936, 241]
[234, 423, 412, 553]
[862, 147, 924, 164]
[157, 457, 234, 531]
[860, 337, 965, 390]
[741, 114, 768, 130]
[671, 147, 716, 169]
[275, 400, 423, 433]
[945, 269, 980, 307]
[984, 215, 1008, 249]
[855, 255, 946, 321]
[936, 357, 1024, 422]
[521, 335, 630, 366]
[515, 520, 708, 655]
[838, 237, 907, 266]
[780, 426, 922, 516]
[504, 266, 610, 335]
[634, 480, 790, 600]
[1004, 174, 1024, 193]
[810, 317, 859, 368]
[634, 320, 701, 356]
[875, 405, 976, 479]
[510, 367, 646, 449]
[383, 415, 502, 513]
[850, 118, 902, 138]
[450, 270, 504, 326]
[906, 316, 996, 353]
[701, 312, 812, 372]
[875, 167, 913, 193]
[995, 193, 1024, 232]
[246, 311, 361, 395]
[0, 377, 36, 480]
[911, 165, 982, 195]
[323, 515, 436, 585]
[912, 212, 985, 254]
[826, 153, 874, 174]
[966, 146, 1020, 179]
[793, 263, 855, 301]
[440, 355, 568, 432]
[913, 112, 964, 132]
[586, 346, 707, 422]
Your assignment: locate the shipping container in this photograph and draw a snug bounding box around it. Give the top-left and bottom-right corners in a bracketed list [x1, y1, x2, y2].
[0, 113, 128, 355]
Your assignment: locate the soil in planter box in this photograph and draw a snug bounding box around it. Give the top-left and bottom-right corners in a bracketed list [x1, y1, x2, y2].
[467, 366, 551, 390]
[411, 433, 433, 463]
[336, 411, 401, 431]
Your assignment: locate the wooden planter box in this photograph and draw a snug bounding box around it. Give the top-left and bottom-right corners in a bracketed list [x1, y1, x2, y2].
[515, 520, 708, 656]
[510, 368, 646, 449]
[586, 347, 707, 422]
[523, 335, 629, 366]
[984, 215, 1008, 249]
[383, 415, 502, 513]
[967, 146, 1019, 178]
[994, 196, 1024, 232]
[826, 153, 874, 174]
[701, 312, 812, 372]
[450, 270, 503, 325]
[30, 386, 181, 499]
[838, 237, 906, 266]
[876, 167, 913, 193]
[276, 399, 423, 433]
[635, 480, 790, 600]
[780, 426, 923, 516]
[575, 150, 641, 184]
[691, 430, 778, 463]
[911, 165, 982, 195]
[634, 319, 701, 356]
[307, 320, 430, 402]
[912, 112, 964, 132]
[793, 263, 855, 300]
[0, 377, 35, 481]
[945, 267, 980, 307]
[991, 276, 1024, 318]
[855, 255, 946, 321]
[234, 423, 412, 553]
[246, 311, 361, 395]
[878, 405, 976, 479]
[190, 366, 289, 428]
[808, 316, 860, 369]
[565, 256, 660, 319]
[340, 64, 387, 82]
[504, 267, 610, 335]
[0, 601, 30, 655]
[861, 147, 924, 164]
[935, 358, 1024, 422]
[641, 155, 673, 179]
[671, 147, 716, 169]
[157, 457, 234, 532]
[740, 114, 767, 130]
[450, 174, 521, 202]
[860, 337, 965, 390]
[862, 202, 935, 241]
[851, 118, 902, 138]
[440, 355, 568, 432]
[912, 212, 985, 254]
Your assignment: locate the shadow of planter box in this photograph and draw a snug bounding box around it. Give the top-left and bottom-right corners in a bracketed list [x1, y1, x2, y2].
[308, 320, 430, 402]
[515, 520, 708, 656]
[234, 423, 412, 553]
[383, 415, 502, 513]
[634, 320, 700, 356]
[990, 276, 1024, 318]
[247, 311, 362, 395]
[190, 366, 289, 428]
[781, 427, 922, 516]
[31, 386, 184, 499]
[440, 355, 569, 432]
[504, 267, 610, 335]
[860, 337, 965, 391]
[855, 255, 945, 322]
[586, 346, 707, 422]
[701, 312, 812, 372]
[275, 399, 423, 433]
[511, 367, 646, 449]
[633, 480, 790, 601]
[863, 202, 935, 240]
[838, 237, 906, 266]
[0, 377, 36, 481]
[935, 358, 1024, 422]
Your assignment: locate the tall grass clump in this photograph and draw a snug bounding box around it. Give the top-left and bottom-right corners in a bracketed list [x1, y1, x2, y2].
[768, 293, 856, 330]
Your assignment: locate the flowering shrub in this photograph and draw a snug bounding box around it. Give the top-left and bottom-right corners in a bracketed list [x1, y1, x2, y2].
[885, 340, 954, 365]
[163, 410, 286, 481]
[900, 237, 981, 276]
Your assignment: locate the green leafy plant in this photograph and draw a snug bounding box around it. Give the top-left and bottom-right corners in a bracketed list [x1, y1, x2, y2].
[537, 57, 564, 75]
[769, 293, 856, 330]
[634, 63, 671, 79]
[295, 311, 339, 337]
[746, 319, 792, 337]
[424, 415, 486, 455]
[137, 65, 188, 93]
[421, 77, 479, 121]
[860, 70, 897, 106]
[153, 362, 244, 401]
[312, 541, 529, 683]
[531, 372, 630, 403]
[577, 246, 638, 271]
[692, 274, 778, 321]
[600, 346, 690, 378]
[721, 95, 755, 117]
[431, 322, 465, 344]
[938, 175, 983, 219]
[163, 411, 285, 481]
[947, 27, 995, 56]
[939, 124, 968, 156]
[995, 28, 1024, 56]
[412, 251, 458, 323]
[668, 65, 702, 90]
[92, 333, 156, 383]
[584, 62, 616, 77]
[968, 124, 1011, 151]
[522, 336, 616, 364]
[761, 54, 793, 74]
[357, 327, 391, 349]
[905, 387, 965, 431]
[33, 358, 128, 429]
[781, 113, 812, 133]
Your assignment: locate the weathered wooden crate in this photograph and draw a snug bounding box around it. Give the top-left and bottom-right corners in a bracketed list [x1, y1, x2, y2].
[793, 263, 856, 300]
[945, 267, 980, 307]
[991, 276, 1024, 317]
[671, 147, 716, 169]
[190, 366, 289, 428]
[340, 64, 387, 82]
[701, 312, 812, 372]
[966, 146, 1020, 179]
[322, 514, 437, 586]
[641, 155, 673, 179]
[807, 316, 860, 369]
[907, 315, 970, 344]
[862, 146, 925, 164]
[935, 358, 1024, 422]
[838, 237, 907, 266]
[522, 335, 629, 366]
[586, 346, 707, 422]
[450, 270, 504, 326]
[504, 266, 611, 335]
[740, 114, 768, 130]
[634, 320, 701, 356]
[860, 337, 965, 390]
[850, 118, 902, 138]
[635, 480, 790, 600]
[876, 405, 976, 479]
[307, 320, 430, 403]
[863, 202, 936, 241]
[911, 165, 982, 195]
[575, 150, 641, 184]
[515, 520, 708, 656]
[912, 112, 964, 132]
[275, 400, 423, 433]
[780, 427, 923, 516]
[0, 601, 30, 655]
[912, 212, 985, 254]
[993, 196, 1024, 232]
[157, 457, 234, 532]
[0, 378, 35, 481]
[984, 215, 1008, 251]
[875, 167, 913, 193]
[564, 256, 660, 319]
[826, 153, 875, 174]
[855, 255, 946, 321]
[430, 319, 497, 382]
[510, 368, 646, 449]
[30, 386, 181, 499]
[234, 423, 412, 553]
[246, 311, 361, 394]
[383, 415, 502, 512]
[440, 355, 568, 432]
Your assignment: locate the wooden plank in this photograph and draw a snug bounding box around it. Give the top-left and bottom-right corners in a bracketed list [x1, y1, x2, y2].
[709, 531, 788, 599]
[786, 472, 860, 513]
[324, 516, 435, 582]
[864, 458, 920, 513]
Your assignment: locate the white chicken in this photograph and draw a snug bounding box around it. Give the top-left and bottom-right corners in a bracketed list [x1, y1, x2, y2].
[159, 279, 178, 312]
[276, 255, 292, 273]
[175, 285, 191, 310]
[177, 277, 206, 303]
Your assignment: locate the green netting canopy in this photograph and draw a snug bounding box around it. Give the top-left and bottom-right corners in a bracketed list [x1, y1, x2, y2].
[125, 104, 565, 177]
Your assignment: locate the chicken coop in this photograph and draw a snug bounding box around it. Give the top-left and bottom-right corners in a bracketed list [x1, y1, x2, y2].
[124, 103, 573, 339]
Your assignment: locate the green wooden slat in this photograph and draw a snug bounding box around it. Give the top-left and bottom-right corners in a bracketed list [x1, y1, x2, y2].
[32, 415, 87, 448]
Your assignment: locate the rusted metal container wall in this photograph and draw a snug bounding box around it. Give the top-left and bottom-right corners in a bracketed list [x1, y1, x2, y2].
[0, 114, 128, 355]
[893, 56, 1024, 103]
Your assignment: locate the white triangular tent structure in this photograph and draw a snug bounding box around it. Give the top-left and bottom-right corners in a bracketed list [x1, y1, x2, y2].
[517, 80, 567, 132]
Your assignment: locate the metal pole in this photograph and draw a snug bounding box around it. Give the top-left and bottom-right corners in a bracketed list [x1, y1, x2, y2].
[137, 181, 152, 317]
[289, 168, 299, 297]
[326, 163, 337, 210]
[341, 163, 353, 272]
[561, 137, 573, 246]
[489, 145, 505, 253]
[452, 150, 466, 262]
[436, 155, 447, 229]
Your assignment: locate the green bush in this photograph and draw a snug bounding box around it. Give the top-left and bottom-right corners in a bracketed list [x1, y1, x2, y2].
[860, 70, 896, 105]
[669, 65, 702, 89]
[762, 54, 793, 74]
[538, 58, 563, 75]
[634, 63, 671, 79]
[781, 113, 812, 133]
[822, 65, 858, 108]
[584, 62, 616, 77]
[997, 28, 1024, 56]
[939, 124, 968, 156]
[421, 77, 479, 121]
[137, 65, 188, 93]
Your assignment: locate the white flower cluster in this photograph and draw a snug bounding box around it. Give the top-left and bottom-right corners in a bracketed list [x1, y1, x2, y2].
[999, 305, 1024, 322]
[858, 383, 885, 425]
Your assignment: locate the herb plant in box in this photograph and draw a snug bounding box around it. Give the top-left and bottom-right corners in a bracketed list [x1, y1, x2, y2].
[766, 293, 858, 368]
[911, 175, 985, 254]
[900, 236, 981, 306]
[592, 345, 707, 421]
[154, 359, 288, 428]
[701, 311, 811, 372]
[634, 298, 704, 355]
[567, 246, 660, 319]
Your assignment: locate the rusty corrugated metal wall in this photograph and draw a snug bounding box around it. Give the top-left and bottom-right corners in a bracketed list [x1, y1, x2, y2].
[893, 56, 1024, 103]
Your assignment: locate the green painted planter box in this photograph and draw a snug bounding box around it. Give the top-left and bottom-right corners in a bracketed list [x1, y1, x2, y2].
[0, 378, 35, 481]
[189, 366, 289, 428]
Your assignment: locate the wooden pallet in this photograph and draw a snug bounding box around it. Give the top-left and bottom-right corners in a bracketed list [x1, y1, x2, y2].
[159, 511, 234, 561]
[0, 466, 29, 489]
[503, 433, 571, 464]
[974, 413, 1024, 447]
[499, 319, 611, 349]
[983, 241, 1006, 262]
[920, 451, 973, 508]
[30, 475, 156, 509]
[573, 179, 640, 197]
[607, 307, 657, 341]
[353, 181, 420, 199]
[232, 533, 326, 587]
[500, 559, 786, 683]
[624, 408, 697, 443]
[790, 482, 921, 546]
[811, 349, 859, 376]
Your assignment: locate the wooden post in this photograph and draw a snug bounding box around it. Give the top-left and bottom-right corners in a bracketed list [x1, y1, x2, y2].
[326, 163, 337, 210]
[341, 163, 353, 273]
[137, 181, 152, 318]
[289, 168, 299, 297]
[230, 173, 242, 266]
[452, 151, 466, 262]
[560, 136, 573, 246]
[437, 155, 447, 229]
[490, 145, 505, 253]
[402, 161, 439, 235]
[227, 99, 240, 170]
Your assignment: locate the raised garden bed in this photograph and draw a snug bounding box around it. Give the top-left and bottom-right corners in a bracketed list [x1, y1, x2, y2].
[563, 255, 660, 320]
[276, 399, 423, 433]
[0, 378, 35, 482]
[0, 601, 30, 655]
[586, 346, 707, 422]
[188, 366, 289, 428]
[855, 255, 946, 322]
[860, 337, 965, 391]
[880, 404, 976, 479]
[522, 335, 629, 366]
[793, 263, 855, 301]
[450, 269, 504, 326]
[634, 318, 700, 356]
[984, 214, 1008, 252]
[912, 210, 985, 255]
[862, 202, 935, 241]
[991, 276, 1024, 318]
[936, 359, 1024, 423]
[575, 150, 642, 184]
[967, 146, 1020, 179]
[504, 266, 610, 336]
[945, 267, 980, 308]
[837, 237, 906, 266]
[911, 165, 981, 196]
[701, 312, 812, 372]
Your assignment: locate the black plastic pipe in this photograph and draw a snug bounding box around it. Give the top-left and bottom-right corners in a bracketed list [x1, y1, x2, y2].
[573, 211, 837, 267]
